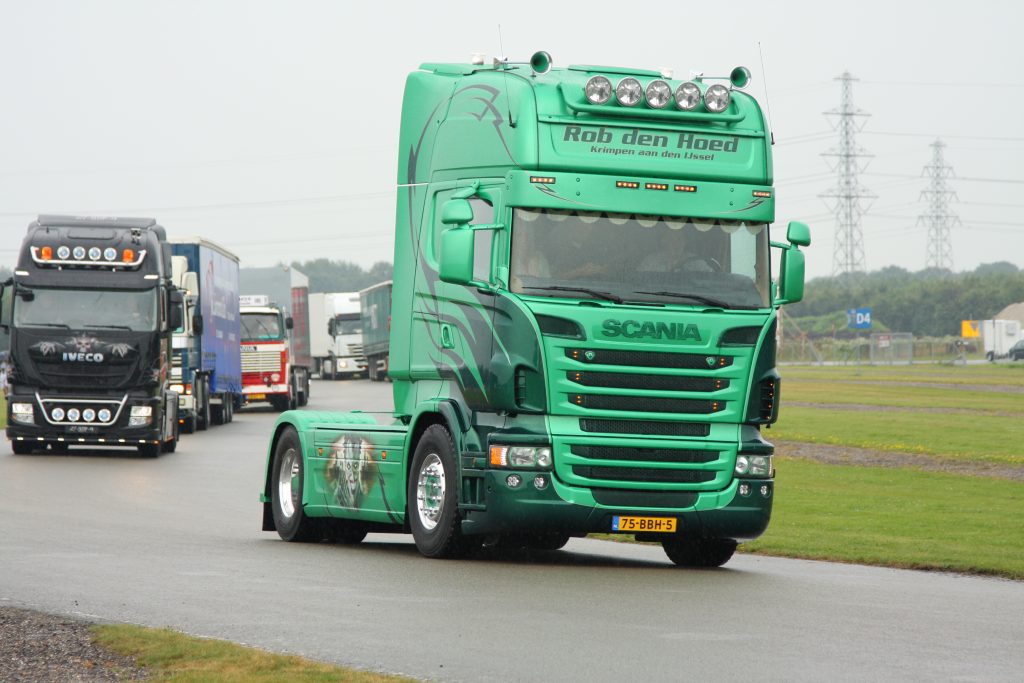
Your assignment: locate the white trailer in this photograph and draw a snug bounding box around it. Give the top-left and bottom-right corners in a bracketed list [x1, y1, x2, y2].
[981, 319, 1024, 360]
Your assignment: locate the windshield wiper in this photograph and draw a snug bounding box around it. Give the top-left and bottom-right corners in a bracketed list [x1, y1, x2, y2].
[524, 286, 623, 304]
[633, 291, 745, 309]
[85, 324, 133, 330]
[26, 322, 71, 329]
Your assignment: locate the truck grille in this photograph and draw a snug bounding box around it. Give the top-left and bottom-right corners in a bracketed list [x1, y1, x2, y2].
[347, 344, 364, 356]
[241, 349, 281, 373]
[548, 338, 755, 498]
[33, 362, 135, 389]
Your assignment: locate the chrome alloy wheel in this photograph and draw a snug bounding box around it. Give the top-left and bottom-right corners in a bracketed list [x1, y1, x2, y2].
[277, 447, 301, 519]
[416, 452, 445, 531]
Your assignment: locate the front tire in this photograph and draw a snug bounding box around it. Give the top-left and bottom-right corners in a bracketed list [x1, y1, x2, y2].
[270, 427, 319, 542]
[662, 537, 737, 568]
[408, 424, 465, 558]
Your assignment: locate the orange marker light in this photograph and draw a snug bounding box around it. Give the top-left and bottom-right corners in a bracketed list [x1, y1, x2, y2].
[40, 246, 53, 260]
[489, 446, 508, 467]
[122, 248, 135, 262]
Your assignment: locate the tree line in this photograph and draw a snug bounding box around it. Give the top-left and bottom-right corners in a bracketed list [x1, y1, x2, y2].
[788, 262, 1024, 338]
[288, 259, 393, 294]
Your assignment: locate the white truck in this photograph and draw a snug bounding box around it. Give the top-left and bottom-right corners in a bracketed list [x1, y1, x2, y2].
[981, 319, 1024, 361]
[309, 291, 366, 379]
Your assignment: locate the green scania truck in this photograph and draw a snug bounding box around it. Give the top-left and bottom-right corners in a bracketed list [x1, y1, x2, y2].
[260, 53, 810, 566]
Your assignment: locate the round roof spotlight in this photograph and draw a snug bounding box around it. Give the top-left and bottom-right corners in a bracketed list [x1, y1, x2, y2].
[88, 247, 102, 261]
[67, 408, 81, 422]
[72, 246, 86, 260]
[51, 407, 66, 421]
[98, 408, 112, 422]
[82, 408, 96, 422]
[674, 82, 702, 111]
[645, 80, 672, 109]
[704, 84, 732, 113]
[57, 246, 71, 260]
[103, 247, 117, 261]
[585, 76, 612, 105]
[615, 77, 643, 107]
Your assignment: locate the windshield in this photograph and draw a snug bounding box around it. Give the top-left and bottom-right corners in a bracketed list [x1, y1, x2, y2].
[241, 312, 283, 341]
[333, 314, 361, 336]
[14, 287, 158, 332]
[510, 208, 770, 309]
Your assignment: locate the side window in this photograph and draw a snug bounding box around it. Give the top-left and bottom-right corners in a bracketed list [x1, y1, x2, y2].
[469, 198, 494, 283]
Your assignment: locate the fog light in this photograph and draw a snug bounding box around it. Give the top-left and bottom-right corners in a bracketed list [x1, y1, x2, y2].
[82, 408, 96, 422]
[271, 373, 280, 382]
[98, 408, 112, 422]
[760, 484, 772, 498]
[739, 483, 751, 497]
[506, 474, 523, 488]
[67, 408, 81, 422]
[534, 475, 548, 490]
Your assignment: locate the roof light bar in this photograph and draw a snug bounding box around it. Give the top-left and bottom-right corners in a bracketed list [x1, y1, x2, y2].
[30, 246, 147, 268]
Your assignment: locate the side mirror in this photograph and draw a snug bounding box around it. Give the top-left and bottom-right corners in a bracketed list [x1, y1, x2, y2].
[787, 221, 811, 247]
[285, 316, 294, 330]
[777, 247, 806, 305]
[168, 290, 184, 331]
[439, 226, 475, 285]
[192, 314, 204, 335]
[441, 198, 474, 225]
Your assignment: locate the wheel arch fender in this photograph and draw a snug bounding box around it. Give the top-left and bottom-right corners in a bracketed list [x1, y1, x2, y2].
[262, 415, 315, 531]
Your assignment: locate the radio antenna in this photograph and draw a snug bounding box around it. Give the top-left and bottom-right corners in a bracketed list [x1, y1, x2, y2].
[498, 25, 515, 127]
[758, 42, 775, 145]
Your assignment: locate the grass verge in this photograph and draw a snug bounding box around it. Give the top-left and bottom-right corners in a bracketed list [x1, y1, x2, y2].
[741, 457, 1024, 579]
[771, 406, 1024, 464]
[91, 624, 412, 683]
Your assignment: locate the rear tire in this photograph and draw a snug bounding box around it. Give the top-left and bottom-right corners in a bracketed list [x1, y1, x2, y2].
[662, 537, 737, 567]
[408, 424, 466, 558]
[270, 427, 319, 541]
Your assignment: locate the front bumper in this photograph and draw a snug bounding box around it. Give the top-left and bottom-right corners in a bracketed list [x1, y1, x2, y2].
[6, 391, 163, 446]
[461, 470, 772, 542]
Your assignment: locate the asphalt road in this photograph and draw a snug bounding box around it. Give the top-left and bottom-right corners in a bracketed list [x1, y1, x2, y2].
[2, 379, 1023, 682]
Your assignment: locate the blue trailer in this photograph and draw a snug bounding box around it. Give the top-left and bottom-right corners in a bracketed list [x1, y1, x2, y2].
[169, 237, 242, 432]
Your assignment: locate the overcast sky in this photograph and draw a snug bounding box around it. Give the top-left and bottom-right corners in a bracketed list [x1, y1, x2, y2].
[2, 1, 1021, 280]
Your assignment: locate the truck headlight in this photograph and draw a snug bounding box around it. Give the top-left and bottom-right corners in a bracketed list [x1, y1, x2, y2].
[11, 402, 35, 425]
[129, 405, 153, 426]
[735, 454, 771, 478]
[170, 384, 185, 394]
[489, 445, 553, 469]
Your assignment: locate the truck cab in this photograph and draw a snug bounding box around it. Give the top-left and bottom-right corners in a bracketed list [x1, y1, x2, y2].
[261, 55, 809, 566]
[2, 215, 182, 457]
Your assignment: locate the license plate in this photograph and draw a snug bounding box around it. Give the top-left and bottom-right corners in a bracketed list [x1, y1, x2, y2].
[612, 516, 677, 533]
[68, 425, 97, 434]
[249, 393, 266, 400]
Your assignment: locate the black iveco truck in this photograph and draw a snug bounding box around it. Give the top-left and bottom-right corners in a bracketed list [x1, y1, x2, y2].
[1, 216, 183, 457]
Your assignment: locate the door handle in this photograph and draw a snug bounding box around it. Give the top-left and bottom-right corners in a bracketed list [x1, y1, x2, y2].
[440, 324, 455, 349]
